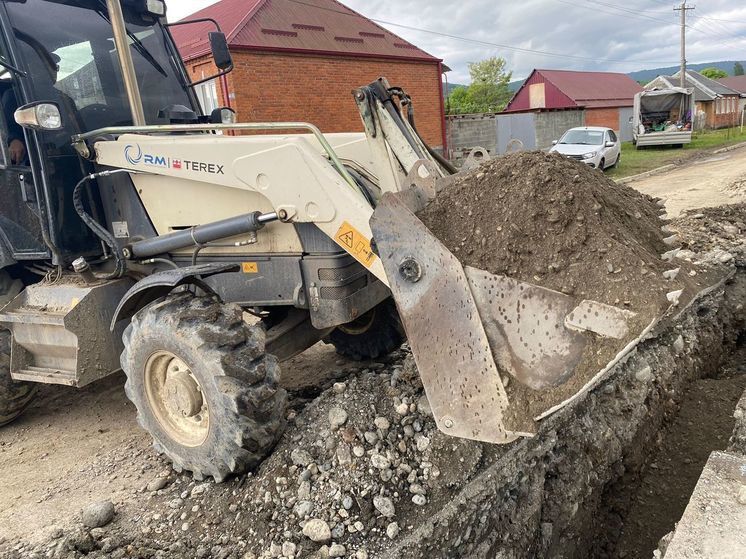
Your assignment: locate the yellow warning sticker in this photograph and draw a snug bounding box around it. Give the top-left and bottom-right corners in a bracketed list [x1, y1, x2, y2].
[335, 221, 378, 268]
[241, 262, 259, 274]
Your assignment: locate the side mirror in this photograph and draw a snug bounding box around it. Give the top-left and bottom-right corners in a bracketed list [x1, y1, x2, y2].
[210, 107, 236, 124]
[605, 141, 615, 147]
[209, 32, 233, 71]
[14, 102, 62, 131]
[552, 140, 558, 145]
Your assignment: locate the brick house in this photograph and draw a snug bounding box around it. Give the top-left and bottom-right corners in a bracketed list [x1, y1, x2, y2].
[717, 75, 746, 115]
[502, 69, 643, 137]
[170, 0, 447, 150]
[646, 71, 741, 129]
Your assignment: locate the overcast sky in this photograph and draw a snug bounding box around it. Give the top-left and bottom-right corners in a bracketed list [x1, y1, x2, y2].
[167, 0, 746, 84]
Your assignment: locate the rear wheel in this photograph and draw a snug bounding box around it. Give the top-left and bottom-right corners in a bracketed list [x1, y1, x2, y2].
[0, 271, 36, 426]
[610, 153, 621, 168]
[121, 293, 287, 481]
[327, 299, 405, 361]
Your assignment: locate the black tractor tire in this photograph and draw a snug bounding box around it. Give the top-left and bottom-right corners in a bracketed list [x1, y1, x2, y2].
[121, 293, 287, 481]
[327, 299, 405, 361]
[0, 271, 36, 426]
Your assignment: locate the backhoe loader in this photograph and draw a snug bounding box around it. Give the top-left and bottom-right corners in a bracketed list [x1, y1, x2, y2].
[0, 0, 664, 481]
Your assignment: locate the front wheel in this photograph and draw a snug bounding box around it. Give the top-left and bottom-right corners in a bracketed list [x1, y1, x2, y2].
[121, 293, 287, 481]
[327, 299, 405, 361]
[598, 157, 606, 171]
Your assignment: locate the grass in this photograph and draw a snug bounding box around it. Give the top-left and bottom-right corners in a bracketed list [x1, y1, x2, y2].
[606, 126, 746, 179]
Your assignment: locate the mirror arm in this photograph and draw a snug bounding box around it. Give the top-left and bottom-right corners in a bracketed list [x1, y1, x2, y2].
[164, 16, 222, 31]
[189, 63, 233, 88]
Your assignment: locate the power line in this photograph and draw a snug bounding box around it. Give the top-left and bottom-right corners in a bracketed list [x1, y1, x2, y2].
[283, 0, 680, 66]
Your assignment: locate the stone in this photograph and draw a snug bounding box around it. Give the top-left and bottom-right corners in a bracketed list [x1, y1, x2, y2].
[352, 446, 365, 458]
[363, 431, 378, 445]
[329, 407, 348, 429]
[282, 542, 297, 556]
[635, 366, 654, 383]
[336, 444, 352, 465]
[81, 501, 115, 528]
[414, 435, 430, 452]
[329, 543, 346, 557]
[374, 417, 390, 430]
[386, 522, 400, 540]
[302, 519, 332, 543]
[332, 382, 347, 394]
[294, 500, 314, 518]
[191, 483, 210, 497]
[373, 495, 395, 517]
[370, 454, 391, 470]
[291, 449, 313, 467]
[147, 476, 170, 492]
[412, 494, 427, 506]
[673, 335, 685, 354]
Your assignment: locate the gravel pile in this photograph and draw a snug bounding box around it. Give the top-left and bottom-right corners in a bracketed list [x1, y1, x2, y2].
[671, 203, 745, 266]
[7, 349, 488, 559]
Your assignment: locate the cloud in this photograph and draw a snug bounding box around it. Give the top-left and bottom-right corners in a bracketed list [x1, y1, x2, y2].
[169, 0, 746, 84]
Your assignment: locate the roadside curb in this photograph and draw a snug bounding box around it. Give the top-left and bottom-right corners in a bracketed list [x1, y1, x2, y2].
[615, 164, 676, 185]
[713, 141, 746, 155]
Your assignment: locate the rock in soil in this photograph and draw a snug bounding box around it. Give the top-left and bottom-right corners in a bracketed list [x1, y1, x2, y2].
[81, 500, 115, 528]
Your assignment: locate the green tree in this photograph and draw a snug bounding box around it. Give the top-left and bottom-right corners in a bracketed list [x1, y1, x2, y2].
[734, 62, 744, 76]
[700, 67, 728, 79]
[447, 56, 513, 114]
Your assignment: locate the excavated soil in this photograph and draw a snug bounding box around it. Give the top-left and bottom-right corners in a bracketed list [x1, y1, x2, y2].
[419, 151, 674, 307]
[418, 151, 718, 427]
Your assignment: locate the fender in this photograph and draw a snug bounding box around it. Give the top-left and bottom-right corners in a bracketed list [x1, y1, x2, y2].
[110, 262, 239, 330]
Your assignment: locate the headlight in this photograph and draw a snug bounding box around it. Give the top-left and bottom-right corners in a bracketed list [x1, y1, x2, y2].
[582, 151, 597, 159]
[14, 102, 62, 131]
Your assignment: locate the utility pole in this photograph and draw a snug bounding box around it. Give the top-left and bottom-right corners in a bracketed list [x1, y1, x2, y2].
[675, 2, 695, 88]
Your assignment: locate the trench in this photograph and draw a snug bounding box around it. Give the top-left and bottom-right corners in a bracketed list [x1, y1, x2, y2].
[388, 269, 746, 558]
[593, 336, 746, 559]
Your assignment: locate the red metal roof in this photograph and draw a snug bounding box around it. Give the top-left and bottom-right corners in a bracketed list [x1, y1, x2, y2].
[718, 75, 746, 94]
[171, 0, 439, 63]
[503, 69, 643, 112]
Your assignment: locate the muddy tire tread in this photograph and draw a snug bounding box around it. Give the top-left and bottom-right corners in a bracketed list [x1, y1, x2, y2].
[121, 293, 287, 481]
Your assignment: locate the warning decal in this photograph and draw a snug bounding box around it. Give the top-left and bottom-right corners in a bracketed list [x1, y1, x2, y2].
[241, 262, 259, 274]
[334, 221, 378, 268]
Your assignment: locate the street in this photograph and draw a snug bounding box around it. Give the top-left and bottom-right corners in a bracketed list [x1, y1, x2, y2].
[629, 149, 746, 216]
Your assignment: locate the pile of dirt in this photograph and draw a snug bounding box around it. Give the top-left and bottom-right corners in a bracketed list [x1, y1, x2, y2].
[671, 203, 745, 265]
[419, 151, 676, 310]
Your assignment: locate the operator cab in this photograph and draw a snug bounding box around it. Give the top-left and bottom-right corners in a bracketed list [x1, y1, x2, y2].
[0, 0, 207, 266]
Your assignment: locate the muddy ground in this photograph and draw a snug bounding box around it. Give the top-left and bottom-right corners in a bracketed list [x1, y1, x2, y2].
[1, 155, 746, 559]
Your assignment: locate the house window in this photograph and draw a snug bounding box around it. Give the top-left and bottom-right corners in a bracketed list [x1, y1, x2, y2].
[194, 78, 219, 115]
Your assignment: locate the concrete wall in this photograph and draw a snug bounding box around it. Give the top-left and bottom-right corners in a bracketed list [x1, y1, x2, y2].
[446, 114, 498, 162]
[534, 110, 585, 150]
[447, 110, 585, 162]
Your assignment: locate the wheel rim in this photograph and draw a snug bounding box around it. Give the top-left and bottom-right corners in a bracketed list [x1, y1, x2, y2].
[338, 308, 377, 336]
[144, 351, 210, 447]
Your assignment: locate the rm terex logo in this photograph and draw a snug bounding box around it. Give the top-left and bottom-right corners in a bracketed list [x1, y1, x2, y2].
[122, 144, 224, 175]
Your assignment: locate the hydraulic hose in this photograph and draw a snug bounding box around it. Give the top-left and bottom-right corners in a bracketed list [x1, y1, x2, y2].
[72, 169, 130, 280]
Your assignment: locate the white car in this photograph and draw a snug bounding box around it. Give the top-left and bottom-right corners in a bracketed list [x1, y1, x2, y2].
[549, 127, 621, 171]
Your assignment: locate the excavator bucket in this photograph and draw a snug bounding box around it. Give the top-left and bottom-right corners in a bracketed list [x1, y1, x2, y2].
[371, 190, 665, 442]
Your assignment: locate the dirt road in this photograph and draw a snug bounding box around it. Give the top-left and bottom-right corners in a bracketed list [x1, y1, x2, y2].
[629, 149, 746, 217]
[0, 343, 358, 546]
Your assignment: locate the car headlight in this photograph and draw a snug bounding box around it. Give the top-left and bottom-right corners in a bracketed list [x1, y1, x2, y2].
[582, 151, 597, 159]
